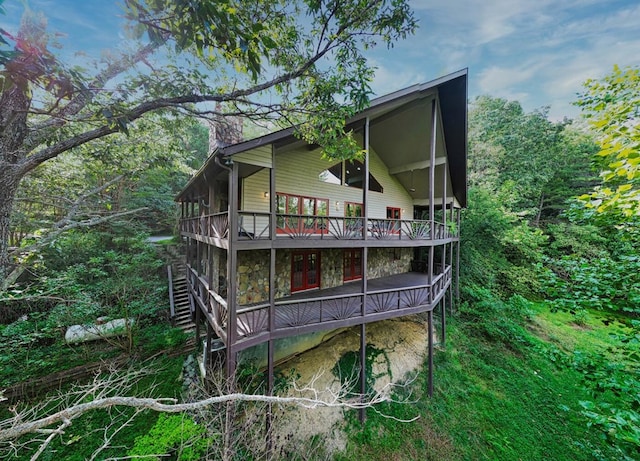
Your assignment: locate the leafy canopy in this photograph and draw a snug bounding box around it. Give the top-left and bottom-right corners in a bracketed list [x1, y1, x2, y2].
[576, 65, 640, 220]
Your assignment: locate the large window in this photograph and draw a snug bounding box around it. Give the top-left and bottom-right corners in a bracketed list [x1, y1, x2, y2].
[291, 251, 321, 292]
[343, 249, 362, 281]
[319, 160, 383, 193]
[277, 193, 328, 233]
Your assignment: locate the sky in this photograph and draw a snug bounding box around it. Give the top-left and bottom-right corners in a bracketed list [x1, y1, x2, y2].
[1, 0, 638, 120]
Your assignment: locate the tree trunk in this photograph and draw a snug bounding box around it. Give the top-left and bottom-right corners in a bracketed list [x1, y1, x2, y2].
[0, 177, 20, 286]
[0, 83, 31, 288]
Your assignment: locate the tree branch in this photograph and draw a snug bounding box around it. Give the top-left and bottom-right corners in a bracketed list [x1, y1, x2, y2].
[0, 391, 390, 443]
[24, 42, 162, 150]
[18, 22, 343, 176]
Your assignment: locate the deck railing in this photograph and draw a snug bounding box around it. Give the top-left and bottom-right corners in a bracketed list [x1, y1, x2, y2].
[186, 265, 228, 340]
[187, 262, 452, 345]
[233, 266, 453, 340]
[181, 212, 458, 241]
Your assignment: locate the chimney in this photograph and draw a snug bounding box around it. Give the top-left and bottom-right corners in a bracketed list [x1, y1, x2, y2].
[208, 103, 243, 152]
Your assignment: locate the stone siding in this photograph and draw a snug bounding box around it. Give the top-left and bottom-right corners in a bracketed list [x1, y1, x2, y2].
[236, 247, 413, 303]
[236, 250, 270, 305]
[367, 247, 412, 279]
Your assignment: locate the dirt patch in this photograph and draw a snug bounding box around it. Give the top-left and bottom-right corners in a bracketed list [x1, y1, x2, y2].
[271, 316, 430, 456]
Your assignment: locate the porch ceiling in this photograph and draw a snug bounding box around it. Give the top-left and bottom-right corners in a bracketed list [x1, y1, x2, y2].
[367, 95, 452, 205]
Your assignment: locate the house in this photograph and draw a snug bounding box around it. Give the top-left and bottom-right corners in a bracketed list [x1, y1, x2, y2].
[176, 69, 467, 397]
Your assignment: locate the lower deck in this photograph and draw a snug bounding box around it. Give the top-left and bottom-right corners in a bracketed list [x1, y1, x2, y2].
[188, 266, 451, 352]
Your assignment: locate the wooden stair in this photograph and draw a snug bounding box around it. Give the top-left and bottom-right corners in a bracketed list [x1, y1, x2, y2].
[171, 276, 194, 332]
[159, 244, 195, 334]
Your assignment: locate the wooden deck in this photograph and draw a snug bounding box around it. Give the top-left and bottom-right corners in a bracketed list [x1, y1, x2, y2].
[187, 266, 451, 352]
[180, 212, 457, 249]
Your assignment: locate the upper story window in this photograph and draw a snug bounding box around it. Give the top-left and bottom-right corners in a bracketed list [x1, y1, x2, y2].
[319, 160, 383, 193]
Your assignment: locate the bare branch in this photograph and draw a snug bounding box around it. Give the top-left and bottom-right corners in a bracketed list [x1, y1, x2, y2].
[28, 418, 70, 461]
[0, 390, 390, 443]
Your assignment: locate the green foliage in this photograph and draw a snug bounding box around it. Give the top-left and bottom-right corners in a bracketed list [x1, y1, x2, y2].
[128, 413, 209, 461]
[568, 320, 640, 459]
[332, 344, 391, 397]
[469, 96, 599, 223]
[542, 254, 640, 315]
[576, 65, 640, 221]
[138, 324, 189, 354]
[458, 285, 534, 349]
[1, 355, 185, 461]
[339, 317, 621, 461]
[460, 187, 545, 298]
[0, 227, 171, 385]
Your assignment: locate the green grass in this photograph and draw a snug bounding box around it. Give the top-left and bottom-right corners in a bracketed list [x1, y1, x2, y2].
[337, 307, 625, 461]
[2, 354, 185, 461]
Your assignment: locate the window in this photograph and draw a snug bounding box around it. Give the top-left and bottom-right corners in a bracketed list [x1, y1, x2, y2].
[318, 163, 342, 184]
[345, 202, 363, 217]
[343, 249, 362, 281]
[319, 160, 383, 193]
[291, 251, 321, 292]
[277, 193, 328, 234]
[387, 207, 401, 233]
[386, 207, 401, 220]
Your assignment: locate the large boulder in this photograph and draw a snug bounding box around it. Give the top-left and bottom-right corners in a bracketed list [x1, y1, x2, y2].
[65, 318, 135, 344]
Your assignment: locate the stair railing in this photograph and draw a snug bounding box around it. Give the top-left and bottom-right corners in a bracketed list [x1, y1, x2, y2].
[167, 265, 176, 323]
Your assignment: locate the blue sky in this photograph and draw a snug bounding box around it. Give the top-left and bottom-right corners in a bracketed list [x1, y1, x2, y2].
[2, 0, 638, 119]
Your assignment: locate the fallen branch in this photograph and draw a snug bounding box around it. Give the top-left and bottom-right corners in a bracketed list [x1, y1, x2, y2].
[1, 391, 390, 443]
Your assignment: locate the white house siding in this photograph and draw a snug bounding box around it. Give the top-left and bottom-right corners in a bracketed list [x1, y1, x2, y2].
[233, 145, 272, 168]
[240, 145, 414, 219]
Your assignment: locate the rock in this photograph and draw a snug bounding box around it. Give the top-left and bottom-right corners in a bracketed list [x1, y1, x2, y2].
[65, 318, 135, 344]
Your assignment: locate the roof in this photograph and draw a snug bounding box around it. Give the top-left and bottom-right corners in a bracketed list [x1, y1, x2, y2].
[177, 68, 468, 206]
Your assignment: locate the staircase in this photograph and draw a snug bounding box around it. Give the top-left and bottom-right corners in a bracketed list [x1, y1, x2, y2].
[162, 244, 195, 334]
[170, 273, 194, 332]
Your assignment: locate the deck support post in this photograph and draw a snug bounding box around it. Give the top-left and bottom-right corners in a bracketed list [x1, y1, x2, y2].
[206, 321, 213, 369]
[226, 160, 239, 381]
[266, 245, 276, 453]
[195, 302, 201, 350]
[455, 208, 461, 304]
[440, 298, 446, 346]
[442, 154, 448, 319]
[359, 322, 367, 423]
[427, 309, 434, 397]
[449, 204, 455, 313]
[266, 339, 274, 454]
[358, 117, 370, 424]
[428, 98, 437, 289]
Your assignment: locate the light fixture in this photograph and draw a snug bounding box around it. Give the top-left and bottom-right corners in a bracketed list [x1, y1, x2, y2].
[409, 170, 416, 192]
[263, 191, 269, 198]
[335, 201, 340, 210]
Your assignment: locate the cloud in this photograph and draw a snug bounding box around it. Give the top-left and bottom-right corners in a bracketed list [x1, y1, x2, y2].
[369, 60, 428, 96]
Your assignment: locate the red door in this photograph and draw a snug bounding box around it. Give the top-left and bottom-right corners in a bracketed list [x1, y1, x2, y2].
[343, 249, 362, 281]
[291, 251, 321, 292]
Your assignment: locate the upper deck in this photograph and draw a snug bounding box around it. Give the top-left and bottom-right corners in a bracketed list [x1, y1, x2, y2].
[180, 211, 458, 249]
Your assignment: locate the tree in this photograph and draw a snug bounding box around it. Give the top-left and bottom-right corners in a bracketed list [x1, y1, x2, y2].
[0, 0, 417, 287]
[575, 65, 640, 222]
[468, 95, 597, 224]
[468, 96, 565, 217]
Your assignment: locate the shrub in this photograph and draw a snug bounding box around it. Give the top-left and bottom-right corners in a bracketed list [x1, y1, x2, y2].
[128, 413, 209, 461]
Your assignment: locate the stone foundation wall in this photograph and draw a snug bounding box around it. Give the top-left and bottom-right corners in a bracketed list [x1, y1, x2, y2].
[236, 250, 270, 305]
[367, 247, 412, 278]
[236, 247, 413, 303]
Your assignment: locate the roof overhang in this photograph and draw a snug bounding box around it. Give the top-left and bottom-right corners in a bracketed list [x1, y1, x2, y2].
[177, 69, 468, 207]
